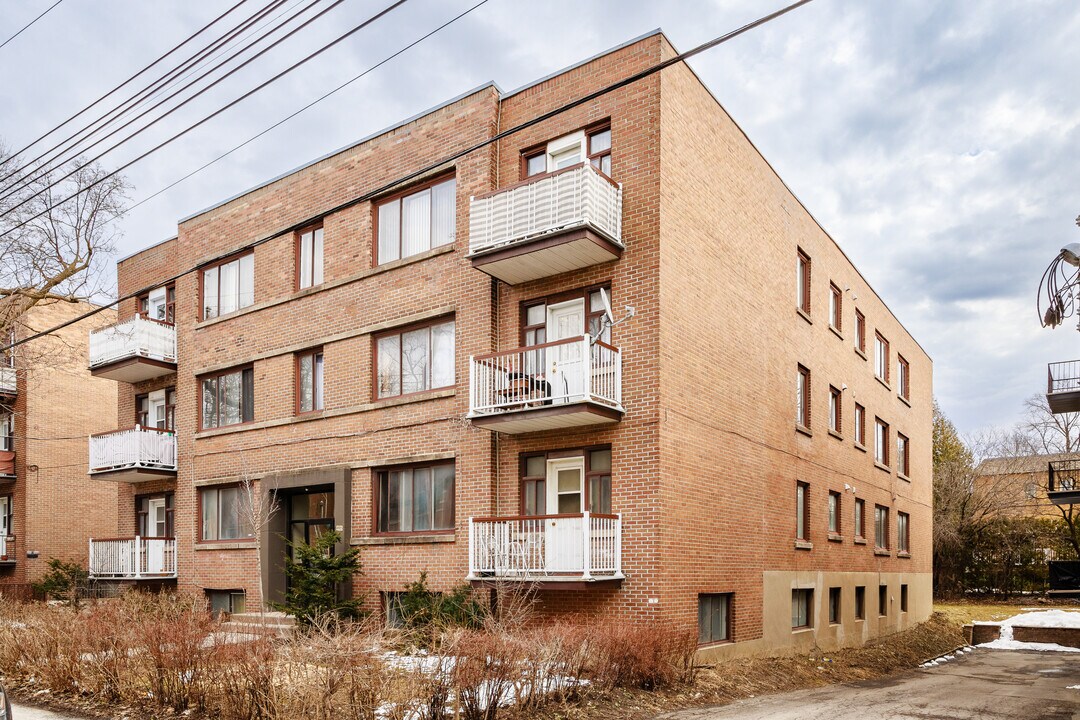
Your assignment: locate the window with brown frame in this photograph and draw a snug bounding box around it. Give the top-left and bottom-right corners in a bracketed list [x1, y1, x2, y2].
[898, 511, 910, 554]
[199, 367, 254, 430]
[854, 497, 865, 539]
[854, 402, 866, 446]
[136, 388, 176, 430]
[797, 365, 811, 428]
[897, 432, 910, 477]
[374, 318, 455, 399]
[521, 285, 611, 347]
[875, 417, 890, 466]
[374, 461, 455, 534]
[898, 354, 910, 400]
[828, 587, 841, 624]
[138, 285, 176, 323]
[137, 493, 174, 537]
[875, 332, 890, 383]
[200, 485, 254, 541]
[855, 309, 866, 353]
[521, 125, 612, 179]
[875, 505, 889, 549]
[296, 349, 324, 413]
[374, 175, 456, 265]
[855, 586, 866, 619]
[0, 493, 12, 537]
[698, 593, 732, 645]
[792, 589, 813, 629]
[519, 447, 611, 515]
[878, 584, 888, 616]
[0, 410, 12, 452]
[201, 253, 254, 320]
[796, 481, 809, 541]
[829, 283, 842, 330]
[829, 385, 842, 434]
[588, 126, 611, 176]
[297, 225, 324, 289]
[797, 249, 811, 314]
[828, 491, 841, 534]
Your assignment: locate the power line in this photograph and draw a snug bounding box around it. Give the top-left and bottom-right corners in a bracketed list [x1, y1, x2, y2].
[0, 0, 293, 192]
[0, 0, 816, 354]
[0, 0, 332, 209]
[128, 0, 491, 213]
[0, 0, 407, 229]
[0, 0, 65, 52]
[0, 0, 250, 171]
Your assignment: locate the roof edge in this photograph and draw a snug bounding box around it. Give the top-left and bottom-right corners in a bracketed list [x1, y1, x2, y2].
[116, 235, 177, 265]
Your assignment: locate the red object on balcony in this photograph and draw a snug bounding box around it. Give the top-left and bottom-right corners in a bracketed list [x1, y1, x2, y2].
[0, 450, 14, 477]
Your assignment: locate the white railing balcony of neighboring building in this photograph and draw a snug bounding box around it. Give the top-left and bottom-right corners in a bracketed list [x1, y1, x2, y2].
[89, 426, 177, 474]
[88, 536, 177, 579]
[89, 315, 177, 369]
[0, 367, 15, 395]
[468, 163, 623, 256]
[469, 335, 622, 418]
[468, 512, 623, 581]
[0, 535, 14, 563]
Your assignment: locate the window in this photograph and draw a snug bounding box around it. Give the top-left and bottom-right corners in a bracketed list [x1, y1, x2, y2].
[791, 589, 813, 629]
[698, 594, 731, 644]
[828, 587, 841, 624]
[854, 586, 866, 620]
[137, 388, 176, 430]
[898, 511, 910, 554]
[796, 481, 809, 541]
[875, 418, 889, 466]
[829, 386, 841, 433]
[797, 365, 811, 428]
[207, 590, 246, 615]
[521, 447, 611, 515]
[137, 493, 174, 537]
[297, 350, 324, 413]
[375, 319, 455, 399]
[376, 462, 455, 533]
[200, 368, 254, 429]
[524, 152, 546, 177]
[900, 584, 908, 612]
[897, 433, 910, 477]
[202, 254, 254, 320]
[797, 249, 811, 313]
[878, 584, 888, 616]
[297, 225, 324, 289]
[0, 411, 12, 452]
[875, 332, 890, 382]
[200, 485, 254, 541]
[854, 498, 865, 539]
[875, 505, 889, 549]
[828, 491, 841, 534]
[898, 355, 910, 400]
[829, 283, 842, 330]
[375, 176, 456, 264]
[588, 127, 611, 176]
[855, 309, 866, 353]
[522, 126, 611, 178]
[139, 285, 175, 323]
[854, 403, 866, 446]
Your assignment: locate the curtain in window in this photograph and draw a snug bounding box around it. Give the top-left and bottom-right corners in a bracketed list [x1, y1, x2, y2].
[402, 191, 431, 258]
[378, 199, 401, 263]
[430, 322, 454, 389]
[377, 336, 401, 398]
[431, 179, 456, 248]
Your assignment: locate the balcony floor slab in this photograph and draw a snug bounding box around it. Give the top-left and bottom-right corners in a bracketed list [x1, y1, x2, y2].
[89, 466, 177, 483]
[469, 226, 622, 285]
[469, 401, 622, 434]
[90, 356, 176, 383]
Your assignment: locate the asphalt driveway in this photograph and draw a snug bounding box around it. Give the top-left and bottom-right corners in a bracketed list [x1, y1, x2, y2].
[662, 649, 1080, 720]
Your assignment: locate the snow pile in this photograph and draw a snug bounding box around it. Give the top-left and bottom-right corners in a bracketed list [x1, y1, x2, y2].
[976, 609, 1080, 653]
[919, 646, 973, 668]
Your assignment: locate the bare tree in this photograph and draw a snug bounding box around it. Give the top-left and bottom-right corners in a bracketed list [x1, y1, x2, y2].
[238, 469, 280, 619]
[0, 141, 129, 336]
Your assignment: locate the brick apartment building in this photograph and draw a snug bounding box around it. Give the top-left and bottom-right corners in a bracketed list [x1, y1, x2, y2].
[85, 30, 932, 657]
[0, 300, 119, 590]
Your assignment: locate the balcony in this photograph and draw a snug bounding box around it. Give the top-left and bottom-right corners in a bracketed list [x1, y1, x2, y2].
[468, 336, 623, 434]
[468, 163, 623, 285]
[0, 367, 15, 396]
[89, 315, 176, 383]
[88, 537, 177, 579]
[467, 512, 623, 586]
[89, 426, 177, 483]
[1048, 459, 1080, 505]
[0, 450, 13, 481]
[0, 535, 14, 565]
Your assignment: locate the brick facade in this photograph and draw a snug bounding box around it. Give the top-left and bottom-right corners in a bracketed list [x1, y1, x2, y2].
[95, 30, 932, 657]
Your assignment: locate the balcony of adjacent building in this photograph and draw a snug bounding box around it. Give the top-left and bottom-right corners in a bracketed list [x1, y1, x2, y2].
[1046, 360, 1080, 414]
[88, 536, 177, 580]
[0, 535, 14, 567]
[467, 162, 623, 285]
[468, 335, 623, 434]
[88, 426, 177, 483]
[467, 512, 623, 587]
[0, 366, 15, 399]
[1047, 458, 1080, 505]
[89, 314, 177, 383]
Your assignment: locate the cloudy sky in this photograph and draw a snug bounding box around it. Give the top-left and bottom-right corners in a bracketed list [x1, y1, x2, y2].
[1, 0, 1078, 434]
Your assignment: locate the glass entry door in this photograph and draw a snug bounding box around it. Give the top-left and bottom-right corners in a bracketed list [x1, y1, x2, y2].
[288, 490, 334, 563]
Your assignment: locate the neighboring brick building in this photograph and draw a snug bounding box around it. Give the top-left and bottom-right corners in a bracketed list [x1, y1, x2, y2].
[0, 300, 119, 590]
[87, 30, 932, 656]
[976, 453, 1079, 520]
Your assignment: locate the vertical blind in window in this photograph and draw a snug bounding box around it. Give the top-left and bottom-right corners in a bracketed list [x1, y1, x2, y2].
[203, 254, 254, 319]
[376, 321, 454, 398]
[377, 463, 455, 533]
[377, 178, 456, 264]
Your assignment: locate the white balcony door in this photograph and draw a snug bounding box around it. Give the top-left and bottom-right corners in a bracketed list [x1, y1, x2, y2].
[148, 390, 167, 429]
[546, 130, 585, 171]
[147, 287, 168, 322]
[0, 496, 8, 536]
[147, 498, 167, 537]
[546, 299, 584, 403]
[546, 457, 584, 572]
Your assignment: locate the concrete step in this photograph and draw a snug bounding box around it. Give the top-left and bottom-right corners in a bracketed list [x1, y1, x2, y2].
[221, 611, 297, 638]
[228, 611, 296, 626]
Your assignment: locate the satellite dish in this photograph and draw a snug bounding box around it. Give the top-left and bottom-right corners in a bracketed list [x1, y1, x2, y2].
[598, 288, 615, 325]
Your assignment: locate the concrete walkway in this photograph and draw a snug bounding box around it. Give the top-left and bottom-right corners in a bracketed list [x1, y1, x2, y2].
[661, 649, 1080, 720]
[11, 702, 89, 719]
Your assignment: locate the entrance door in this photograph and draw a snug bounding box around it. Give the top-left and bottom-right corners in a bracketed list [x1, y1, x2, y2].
[287, 490, 335, 566]
[546, 299, 585, 403]
[545, 457, 585, 572]
[0, 496, 8, 537]
[147, 389, 167, 429]
[147, 498, 167, 536]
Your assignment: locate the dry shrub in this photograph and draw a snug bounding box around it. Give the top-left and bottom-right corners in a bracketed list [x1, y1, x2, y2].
[452, 630, 522, 720]
[132, 593, 217, 711]
[586, 620, 697, 691]
[207, 637, 276, 720]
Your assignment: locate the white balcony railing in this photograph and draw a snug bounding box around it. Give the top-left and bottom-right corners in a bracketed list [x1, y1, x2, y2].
[469, 163, 623, 255]
[468, 512, 622, 580]
[469, 336, 621, 417]
[0, 535, 14, 562]
[89, 426, 177, 474]
[0, 367, 15, 394]
[89, 537, 177, 579]
[89, 315, 176, 368]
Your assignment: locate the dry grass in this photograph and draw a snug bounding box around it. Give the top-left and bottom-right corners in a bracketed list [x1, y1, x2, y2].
[934, 598, 1080, 627]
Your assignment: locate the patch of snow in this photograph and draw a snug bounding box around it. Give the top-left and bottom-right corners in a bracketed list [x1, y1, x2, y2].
[976, 609, 1080, 653]
[1066, 684, 1080, 690]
